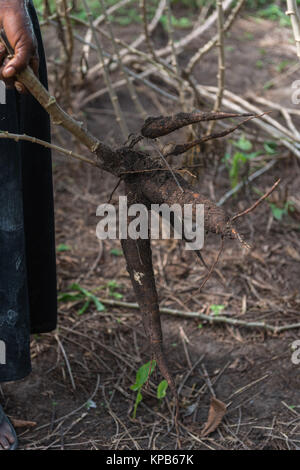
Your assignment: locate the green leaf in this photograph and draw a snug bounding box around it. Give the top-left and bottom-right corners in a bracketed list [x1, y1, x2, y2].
[263, 81, 274, 90]
[157, 380, 168, 400]
[269, 203, 285, 221]
[233, 135, 252, 151]
[57, 243, 71, 252]
[132, 390, 143, 419]
[111, 292, 123, 300]
[107, 280, 118, 289]
[78, 300, 91, 316]
[276, 60, 290, 73]
[263, 141, 277, 154]
[210, 304, 225, 316]
[58, 292, 84, 302]
[131, 360, 156, 391]
[246, 151, 262, 159]
[110, 248, 123, 257]
[66, 284, 105, 311]
[92, 297, 106, 312]
[177, 17, 191, 28]
[229, 152, 248, 189]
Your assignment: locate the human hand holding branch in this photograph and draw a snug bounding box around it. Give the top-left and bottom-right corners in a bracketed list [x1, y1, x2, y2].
[0, 0, 39, 92]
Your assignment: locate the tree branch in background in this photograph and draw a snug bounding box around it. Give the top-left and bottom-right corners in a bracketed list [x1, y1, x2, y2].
[286, 0, 300, 58]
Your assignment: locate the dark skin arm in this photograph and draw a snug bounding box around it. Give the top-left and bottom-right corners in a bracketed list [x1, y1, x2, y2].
[0, 0, 39, 93]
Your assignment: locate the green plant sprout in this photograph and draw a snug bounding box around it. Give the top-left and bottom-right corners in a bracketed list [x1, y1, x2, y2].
[224, 136, 278, 189]
[269, 200, 295, 221]
[56, 243, 72, 252]
[130, 360, 169, 418]
[210, 304, 225, 316]
[58, 283, 106, 315]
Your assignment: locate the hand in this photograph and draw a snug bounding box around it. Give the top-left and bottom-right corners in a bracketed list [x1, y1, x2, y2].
[0, 0, 39, 93]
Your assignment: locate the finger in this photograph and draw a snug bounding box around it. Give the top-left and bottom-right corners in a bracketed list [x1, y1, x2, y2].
[15, 80, 27, 94]
[0, 68, 15, 88]
[2, 41, 32, 78]
[0, 58, 16, 88]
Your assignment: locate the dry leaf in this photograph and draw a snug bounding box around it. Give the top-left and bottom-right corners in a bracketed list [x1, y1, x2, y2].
[285, 246, 300, 262]
[201, 397, 226, 437]
[9, 417, 37, 428]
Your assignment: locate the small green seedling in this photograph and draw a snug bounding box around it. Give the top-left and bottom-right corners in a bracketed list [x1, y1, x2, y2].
[58, 283, 105, 315]
[157, 380, 168, 402]
[57, 243, 72, 252]
[130, 360, 169, 418]
[224, 135, 262, 189]
[210, 304, 225, 316]
[130, 360, 156, 419]
[157, 380, 168, 400]
[263, 141, 277, 154]
[269, 200, 295, 221]
[106, 280, 124, 299]
[110, 248, 123, 257]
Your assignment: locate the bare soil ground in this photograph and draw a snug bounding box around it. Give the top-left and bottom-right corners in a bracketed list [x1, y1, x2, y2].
[2, 12, 300, 450]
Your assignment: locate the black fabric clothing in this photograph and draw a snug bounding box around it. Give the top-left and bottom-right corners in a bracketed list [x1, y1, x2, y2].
[0, 0, 57, 382]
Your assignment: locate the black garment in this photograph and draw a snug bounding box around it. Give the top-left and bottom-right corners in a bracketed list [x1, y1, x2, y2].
[0, 0, 57, 382]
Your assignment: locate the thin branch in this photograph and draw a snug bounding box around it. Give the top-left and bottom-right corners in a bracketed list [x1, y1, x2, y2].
[186, 0, 245, 75]
[0, 131, 97, 166]
[231, 179, 281, 222]
[87, 0, 167, 79]
[194, 84, 300, 158]
[100, 0, 146, 119]
[141, 0, 158, 62]
[217, 159, 277, 206]
[54, 333, 76, 390]
[93, 298, 300, 334]
[286, 0, 300, 58]
[198, 236, 224, 292]
[154, 0, 234, 59]
[149, 140, 184, 193]
[81, 0, 129, 139]
[82, 0, 135, 64]
[207, 0, 225, 134]
[165, 0, 184, 108]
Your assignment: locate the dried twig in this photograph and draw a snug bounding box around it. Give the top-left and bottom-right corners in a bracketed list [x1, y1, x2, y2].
[88, 298, 300, 334]
[207, 0, 225, 135]
[0, 130, 97, 166]
[231, 179, 281, 222]
[100, 0, 146, 119]
[81, 0, 128, 138]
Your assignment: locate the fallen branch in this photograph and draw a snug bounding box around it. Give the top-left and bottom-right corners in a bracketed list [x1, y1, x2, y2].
[93, 298, 300, 334]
